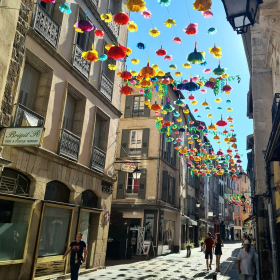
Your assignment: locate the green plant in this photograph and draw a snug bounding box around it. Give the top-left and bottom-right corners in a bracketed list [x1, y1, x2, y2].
[184, 239, 194, 249]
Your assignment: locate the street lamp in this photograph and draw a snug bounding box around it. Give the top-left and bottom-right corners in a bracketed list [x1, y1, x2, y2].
[132, 165, 141, 180]
[241, 194, 246, 203]
[221, 0, 263, 34]
[243, 206, 246, 214]
[196, 203, 200, 208]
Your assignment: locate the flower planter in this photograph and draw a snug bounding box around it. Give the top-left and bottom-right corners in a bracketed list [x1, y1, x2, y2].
[186, 246, 192, 258]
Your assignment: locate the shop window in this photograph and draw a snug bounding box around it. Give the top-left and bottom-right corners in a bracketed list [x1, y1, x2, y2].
[81, 190, 98, 208]
[38, 206, 71, 257]
[78, 211, 91, 245]
[44, 181, 70, 203]
[0, 199, 32, 261]
[0, 168, 30, 196]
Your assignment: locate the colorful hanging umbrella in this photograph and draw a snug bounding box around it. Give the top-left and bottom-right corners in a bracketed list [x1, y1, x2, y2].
[156, 46, 167, 56]
[193, 0, 212, 11]
[127, 21, 138, 32]
[141, 8, 152, 19]
[125, 0, 146, 12]
[113, 11, 130, 25]
[165, 18, 176, 27]
[173, 37, 182, 44]
[149, 27, 161, 37]
[184, 23, 198, 35]
[187, 42, 205, 64]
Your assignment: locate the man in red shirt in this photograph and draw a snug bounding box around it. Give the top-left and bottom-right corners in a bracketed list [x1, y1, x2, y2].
[203, 232, 214, 271]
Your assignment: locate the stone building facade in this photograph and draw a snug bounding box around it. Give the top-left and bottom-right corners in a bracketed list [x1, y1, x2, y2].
[0, 0, 128, 279]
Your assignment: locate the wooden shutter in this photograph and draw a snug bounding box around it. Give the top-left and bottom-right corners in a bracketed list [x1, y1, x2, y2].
[172, 177, 176, 205]
[162, 170, 168, 202]
[138, 168, 146, 199]
[124, 96, 132, 118]
[19, 63, 40, 110]
[120, 129, 129, 157]
[161, 134, 166, 159]
[144, 96, 150, 117]
[116, 171, 125, 199]
[141, 128, 150, 157]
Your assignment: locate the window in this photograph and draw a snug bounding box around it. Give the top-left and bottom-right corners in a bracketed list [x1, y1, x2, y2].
[238, 206, 240, 214]
[38, 206, 71, 257]
[162, 134, 167, 159]
[129, 130, 143, 156]
[238, 219, 241, 226]
[63, 93, 76, 132]
[44, 181, 70, 203]
[162, 171, 175, 205]
[81, 190, 98, 208]
[132, 96, 145, 117]
[76, 11, 94, 51]
[0, 168, 30, 196]
[101, 40, 115, 83]
[40, 0, 54, 16]
[93, 113, 110, 152]
[237, 184, 239, 191]
[0, 199, 32, 261]
[78, 211, 91, 245]
[126, 173, 139, 198]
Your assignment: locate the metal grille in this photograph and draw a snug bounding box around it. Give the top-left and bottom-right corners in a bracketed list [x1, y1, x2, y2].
[107, 10, 119, 37]
[90, 146, 106, 173]
[89, 0, 99, 8]
[72, 44, 91, 79]
[33, 4, 60, 49]
[0, 175, 29, 196]
[99, 72, 113, 101]
[58, 129, 80, 162]
[13, 103, 45, 127]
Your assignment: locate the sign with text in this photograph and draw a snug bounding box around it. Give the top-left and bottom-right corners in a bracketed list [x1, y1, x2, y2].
[121, 160, 138, 173]
[2, 127, 44, 147]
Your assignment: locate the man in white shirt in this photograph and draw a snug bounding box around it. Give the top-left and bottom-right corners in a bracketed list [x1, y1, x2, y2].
[237, 239, 257, 280]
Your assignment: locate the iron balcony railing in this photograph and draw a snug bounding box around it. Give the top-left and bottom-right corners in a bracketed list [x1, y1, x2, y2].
[99, 72, 113, 101]
[32, 4, 60, 49]
[73, 44, 91, 79]
[89, 0, 99, 8]
[272, 93, 280, 122]
[58, 129, 80, 162]
[0, 175, 29, 196]
[13, 103, 45, 127]
[90, 146, 106, 173]
[107, 9, 119, 37]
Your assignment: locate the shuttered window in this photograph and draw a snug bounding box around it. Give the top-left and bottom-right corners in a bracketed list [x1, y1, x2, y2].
[162, 170, 168, 202]
[18, 63, 40, 110]
[132, 96, 145, 117]
[129, 130, 143, 156]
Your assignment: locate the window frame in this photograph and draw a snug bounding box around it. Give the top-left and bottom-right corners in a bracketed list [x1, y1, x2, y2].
[132, 95, 145, 117]
[125, 172, 140, 198]
[129, 129, 143, 157]
[0, 195, 34, 265]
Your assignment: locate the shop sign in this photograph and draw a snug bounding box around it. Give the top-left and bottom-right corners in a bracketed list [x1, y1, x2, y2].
[121, 160, 138, 173]
[1, 127, 44, 147]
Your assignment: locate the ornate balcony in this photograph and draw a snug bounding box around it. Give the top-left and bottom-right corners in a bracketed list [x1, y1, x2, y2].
[107, 10, 119, 37]
[90, 146, 106, 173]
[99, 72, 113, 101]
[58, 129, 80, 162]
[32, 4, 60, 49]
[13, 103, 45, 127]
[89, 0, 99, 8]
[72, 44, 91, 79]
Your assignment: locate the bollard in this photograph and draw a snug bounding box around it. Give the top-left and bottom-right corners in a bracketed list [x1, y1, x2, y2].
[212, 273, 217, 280]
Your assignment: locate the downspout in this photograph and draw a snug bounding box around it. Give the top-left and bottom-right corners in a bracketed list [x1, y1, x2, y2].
[156, 133, 161, 200]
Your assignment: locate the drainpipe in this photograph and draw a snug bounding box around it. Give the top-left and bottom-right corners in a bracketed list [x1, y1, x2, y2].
[156, 134, 161, 200]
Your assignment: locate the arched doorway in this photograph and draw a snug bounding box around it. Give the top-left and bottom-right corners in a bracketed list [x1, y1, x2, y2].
[0, 168, 30, 196]
[44, 180, 70, 203]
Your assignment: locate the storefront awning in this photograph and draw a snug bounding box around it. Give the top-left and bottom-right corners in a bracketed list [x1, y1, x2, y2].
[181, 215, 189, 225]
[188, 219, 197, 226]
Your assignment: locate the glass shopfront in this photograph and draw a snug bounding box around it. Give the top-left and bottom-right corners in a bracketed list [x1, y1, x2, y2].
[0, 197, 33, 263]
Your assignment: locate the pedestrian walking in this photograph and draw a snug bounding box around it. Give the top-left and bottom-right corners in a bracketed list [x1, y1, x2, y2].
[203, 232, 214, 271]
[214, 233, 223, 272]
[236, 232, 239, 240]
[237, 239, 257, 280]
[63, 232, 87, 280]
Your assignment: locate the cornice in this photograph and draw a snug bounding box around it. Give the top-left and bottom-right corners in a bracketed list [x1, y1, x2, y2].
[28, 28, 122, 118]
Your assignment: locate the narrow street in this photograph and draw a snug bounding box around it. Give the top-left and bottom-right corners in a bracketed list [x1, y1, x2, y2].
[80, 241, 250, 280]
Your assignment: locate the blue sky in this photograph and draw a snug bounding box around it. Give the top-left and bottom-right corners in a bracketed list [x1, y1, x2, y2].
[126, 0, 253, 170]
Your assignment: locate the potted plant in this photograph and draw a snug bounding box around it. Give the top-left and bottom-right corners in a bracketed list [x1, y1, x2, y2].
[184, 240, 194, 258]
[200, 238, 204, 252]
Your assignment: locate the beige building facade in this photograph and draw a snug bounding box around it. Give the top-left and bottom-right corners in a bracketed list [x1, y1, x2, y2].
[0, 0, 128, 279]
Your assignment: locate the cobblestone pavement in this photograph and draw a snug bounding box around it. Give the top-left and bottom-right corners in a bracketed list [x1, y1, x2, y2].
[80, 241, 246, 280]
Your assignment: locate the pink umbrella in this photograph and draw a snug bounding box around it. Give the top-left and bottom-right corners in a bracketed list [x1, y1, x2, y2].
[141, 8, 152, 19]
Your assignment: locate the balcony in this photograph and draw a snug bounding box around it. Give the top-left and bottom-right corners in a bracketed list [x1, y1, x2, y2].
[72, 44, 91, 79]
[90, 146, 106, 173]
[58, 129, 80, 162]
[32, 4, 60, 49]
[99, 72, 113, 101]
[265, 93, 280, 161]
[13, 103, 45, 127]
[89, 0, 99, 8]
[107, 10, 119, 37]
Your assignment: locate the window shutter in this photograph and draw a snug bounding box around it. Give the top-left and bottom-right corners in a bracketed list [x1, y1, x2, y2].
[120, 129, 129, 157]
[124, 96, 132, 118]
[138, 168, 146, 199]
[141, 128, 149, 157]
[162, 170, 168, 202]
[116, 171, 126, 199]
[167, 174, 170, 203]
[161, 134, 165, 159]
[144, 96, 150, 117]
[172, 177, 176, 205]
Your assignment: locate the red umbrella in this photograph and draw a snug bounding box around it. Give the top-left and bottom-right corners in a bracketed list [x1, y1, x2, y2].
[216, 116, 227, 127]
[156, 47, 167, 56]
[107, 43, 127, 60]
[113, 12, 130, 25]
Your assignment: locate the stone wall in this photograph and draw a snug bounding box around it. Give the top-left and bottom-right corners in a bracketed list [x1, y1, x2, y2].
[0, 0, 34, 127]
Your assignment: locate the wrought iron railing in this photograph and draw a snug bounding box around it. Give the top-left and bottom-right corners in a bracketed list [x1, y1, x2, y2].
[73, 44, 91, 79]
[90, 146, 106, 173]
[13, 103, 45, 127]
[58, 129, 80, 162]
[32, 4, 60, 49]
[272, 93, 280, 123]
[107, 9, 119, 37]
[99, 72, 113, 101]
[0, 175, 29, 196]
[89, 0, 99, 8]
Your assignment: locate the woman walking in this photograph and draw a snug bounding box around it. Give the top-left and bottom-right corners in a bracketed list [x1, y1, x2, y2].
[214, 233, 223, 272]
